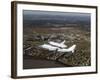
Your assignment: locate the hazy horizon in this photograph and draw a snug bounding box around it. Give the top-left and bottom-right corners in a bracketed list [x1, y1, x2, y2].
[23, 10, 91, 31]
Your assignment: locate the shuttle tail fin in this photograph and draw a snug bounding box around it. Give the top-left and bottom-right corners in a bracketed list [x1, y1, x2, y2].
[61, 40, 66, 44]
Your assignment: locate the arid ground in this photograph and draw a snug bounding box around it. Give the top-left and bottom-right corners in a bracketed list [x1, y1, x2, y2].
[23, 26, 90, 69]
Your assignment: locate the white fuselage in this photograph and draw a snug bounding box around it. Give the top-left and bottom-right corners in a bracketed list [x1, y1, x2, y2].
[40, 43, 76, 53]
[58, 45, 76, 53]
[48, 40, 67, 48]
[40, 44, 59, 51]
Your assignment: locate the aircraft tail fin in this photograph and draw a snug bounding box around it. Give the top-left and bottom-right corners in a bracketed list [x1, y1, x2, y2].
[68, 44, 76, 53]
[61, 40, 66, 44]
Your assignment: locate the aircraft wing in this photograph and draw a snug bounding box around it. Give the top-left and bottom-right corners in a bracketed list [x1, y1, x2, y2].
[49, 41, 67, 48]
[40, 44, 59, 51]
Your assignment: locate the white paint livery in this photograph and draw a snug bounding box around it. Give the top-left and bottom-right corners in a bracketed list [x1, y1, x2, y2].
[40, 40, 76, 53]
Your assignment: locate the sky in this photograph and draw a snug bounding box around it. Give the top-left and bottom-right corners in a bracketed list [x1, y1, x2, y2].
[23, 10, 91, 29]
[23, 10, 90, 17]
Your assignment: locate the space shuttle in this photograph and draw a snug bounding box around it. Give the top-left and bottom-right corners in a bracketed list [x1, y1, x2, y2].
[39, 40, 76, 53]
[48, 40, 67, 48]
